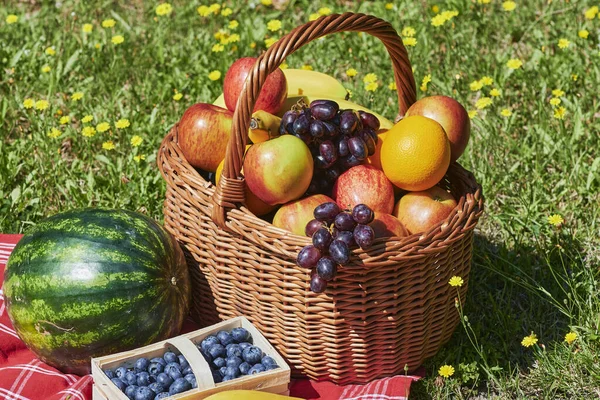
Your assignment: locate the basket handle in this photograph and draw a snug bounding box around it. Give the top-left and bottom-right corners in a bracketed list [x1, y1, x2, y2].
[211, 12, 417, 229]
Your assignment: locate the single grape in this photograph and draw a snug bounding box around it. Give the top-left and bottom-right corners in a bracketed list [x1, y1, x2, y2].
[310, 100, 339, 121]
[310, 274, 328, 293]
[312, 228, 333, 252]
[348, 137, 368, 160]
[319, 140, 338, 164]
[337, 137, 350, 157]
[322, 121, 339, 137]
[293, 114, 311, 135]
[358, 111, 381, 131]
[362, 134, 376, 156]
[334, 212, 356, 231]
[323, 166, 341, 183]
[335, 230, 356, 247]
[339, 154, 362, 170]
[316, 257, 337, 281]
[329, 240, 350, 265]
[314, 202, 341, 223]
[305, 219, 325, 237]
[315, 154, 336, 169]
[340, 110, 359, 135]
[352, 204, 375, 224]
[282, 110, 299, 127]
[310, 120, 326, 138]
[296, 245, 321, 268]
[354, 224, 375, 250]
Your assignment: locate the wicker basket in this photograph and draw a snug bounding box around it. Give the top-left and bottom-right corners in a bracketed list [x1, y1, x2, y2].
[158, 12, 484, 384]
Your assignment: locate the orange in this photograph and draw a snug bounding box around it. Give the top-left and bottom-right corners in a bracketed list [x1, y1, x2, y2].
[380, 115, 451, 191]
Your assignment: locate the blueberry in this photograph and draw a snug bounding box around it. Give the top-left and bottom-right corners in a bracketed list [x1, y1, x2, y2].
[242, 346, 263, 365]
[200, 349, 213, 364]
[219, 366, 228, 377]
[207, 343, 226, 359]
[239, 362, 251, 375]
[222, 374, 236, 382]
[200, 335, 220, 352]
[150, 357, 167, 367]
[125, 385, 138, 399]
[248, 364, 266, 375]
[134, 358, 150, 373]
[225, 366, 240, 378]
[226, 343, 242, 358]
[169, 377, 192, 395]
[111, 378, 127, 392]
[154, 394, 170, 400]
[231, 327, 251, 343]
[147, 382, 165, 395]
[164, 362, 181, 375]
[137, 371, 152, 386]
[155, 372, 173, 388]
[115, 367, 128, 379]
[148, 362, 164, 375]
[211, 369, 222, 384]
[238, 342, 252, 350]
[262, 356, 279, 370]
[184, 373, 197, 389]
[213, 357, 226, 369]
[163, 352, 178, 364]
[182, 366, 192, 376]
[104, 369, 116, 379]
[178, 355, 189, 369]
[134, 386, 155, 400]
[124, 371, 137, 386]
[226, 356, 243, 369]
[216, 330, 234, 346]
[168, 369, 182, 381]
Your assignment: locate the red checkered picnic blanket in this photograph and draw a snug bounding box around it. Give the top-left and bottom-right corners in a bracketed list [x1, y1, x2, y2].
[0, 234, 419, 400]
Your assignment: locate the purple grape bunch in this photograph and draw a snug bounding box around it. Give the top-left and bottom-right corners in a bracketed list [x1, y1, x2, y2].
[280, 100, 381, 196]
[297, 202, 377, 293]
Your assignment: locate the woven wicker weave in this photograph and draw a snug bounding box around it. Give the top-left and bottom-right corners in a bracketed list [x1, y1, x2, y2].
[158, 12, 484, 384]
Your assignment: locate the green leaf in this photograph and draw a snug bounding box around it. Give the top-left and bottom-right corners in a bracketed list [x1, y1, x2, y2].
[62, 49, 81, 78]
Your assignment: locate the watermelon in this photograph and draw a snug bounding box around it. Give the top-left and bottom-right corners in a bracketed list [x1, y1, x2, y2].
[3, 208, 191, 375]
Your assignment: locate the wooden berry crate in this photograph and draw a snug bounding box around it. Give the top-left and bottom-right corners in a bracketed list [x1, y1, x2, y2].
[91, 316, 290, 399]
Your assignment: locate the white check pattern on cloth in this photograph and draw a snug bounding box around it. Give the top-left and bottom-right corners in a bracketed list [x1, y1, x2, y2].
[339, 376, 408, 400]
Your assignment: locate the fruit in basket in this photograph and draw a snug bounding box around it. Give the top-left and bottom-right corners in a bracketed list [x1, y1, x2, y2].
[243, 135, 313, 205]
[272, 194, 334, 235]
[223, 57, 288, 114]
[369, 212, 409, 238]
[178, 103, 233, 172]
[3, 208, 191, 376]
[393, 186, 457, 234]
[405, 95, 470, 162]
[205, 391, 302, 400]
[333, 164, 395, 214]
[381, 115, 451, 191]
[249, 110, 282, 143]
[284, 68, 349, 98]
[365, 130, 387, 170]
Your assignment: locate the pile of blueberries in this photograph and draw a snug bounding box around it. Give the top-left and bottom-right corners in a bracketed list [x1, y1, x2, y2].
[103, 351, 196, 400]
[197, 327, 279, 383]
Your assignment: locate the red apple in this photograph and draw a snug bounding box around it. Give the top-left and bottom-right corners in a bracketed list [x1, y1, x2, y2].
[405, 95, 470, 162]
[393, 186, 457, 234]
[244, 135, 313, 205]
[178, 103, 233, 172]
[332, 164, 395, 214]
[272, 194, 334, 235]
[223, 57, 288, 114]
[369, 212, 409, 238]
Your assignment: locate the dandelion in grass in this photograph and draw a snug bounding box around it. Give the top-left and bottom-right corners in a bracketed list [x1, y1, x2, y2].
[365, 82, 378, 92]
[468, 110, 478, 119]
[431, 14, 446, 27]
[547, 214, 564, 226]
[480, 76, 493, 86]
[173, 92, 183, 101]
[95, 122, 109, 133]
[47, 128, 61, 139]
[438, 365, 455, 378]
[564, 332, 577, 345]
[82, 23, 93, 33]
[221, 8, 232, 17]
[35, 100, 49, 111]
[227, 33, 240, 43]
[477, 0, 491, 3]
[267, 20, 282, 32]
[578, 30, 589, 39]
[6, 14, 18, 24]
[102, 141, 115, 150]
[95, 43, 102, 49]
[388, 81, 397, 91]
[449, 276, 463, 287]
[208, 3, 220, 15]
[82, 126, 96, 137]
[501, 108, 512, 117]
[403, 37, 417, 47]
[82, 115, 93, 123]
[346, 68, 357, 77]
[59, 116, 70, 125]
[71, 92, 83, 102]
[506, 59, 523, 69]
[197, 6, 210, 17]
[318, 7, 332, 16]
[45, 47, 56, 56]
[550, 98, 561, 107]
[521, 333, 538, 347]
[155, 3, 173, 16]
[552, 89, 565, 97]
[432, 5, 440, 13]
[402, 27, 416, 37]
[309, 13, 320, 21]
[131, 135, 143, 147]
[584, 6, 598, 20]
[441, 10, 459, 20]
[41, 65, 51, 73]
[261, 0, 272, 5]
[208, 70, 221, 81]
[502, 1, 516, 11]
[469, 80, 483, 91]
[23, 98, 34, 109]
[554, 106, 566, 120]
[134, 154, 146, 162]
[385, 3, 394, 10]
[301, 64, 313, 71]
[475, 97, 492, 110]
[558, 39, 570, 49]
[116, 119, 130, 129]
[102, 19, 116, 28]
[228, 20, 239, 29]
[420, 74, 431, 92]
[572, 74, 578, 81]
[250, 42, 256, 49]
[112, 35, 124, 45]
[212, 43, 224, 52]
[279, 62, 288, 70]
[264, 38, 277, 48]
[490, 88, 501, 97]
[363, 73, 378, 84]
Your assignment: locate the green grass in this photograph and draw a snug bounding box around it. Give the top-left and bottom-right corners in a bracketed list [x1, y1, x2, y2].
[2, 0, 600, 398]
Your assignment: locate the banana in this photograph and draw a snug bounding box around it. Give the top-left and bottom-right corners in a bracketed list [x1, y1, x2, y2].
[249, 110, 282, 143]
[283, 68, 348, 98]
[205, 391, 301, 400]
[213, 93, 226, 108]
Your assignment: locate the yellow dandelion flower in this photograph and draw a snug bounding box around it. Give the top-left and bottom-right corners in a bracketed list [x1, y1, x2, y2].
[82, 126, 96, 137]
[131, 135, 143, 147]
[578, 30, 589, 39]
[346, 68, 357, 77]
[115, 119, 130, 129]
[554, 106, 566, 119]
[47, 128, 61, 139]
[82, 115, 94, 123]
[156, 3, 173, 16]
[267, 20, 282, 32]
[572, 74, 578, 81]
[111, 35, 124, 45]
[547, 214, 564, 226]
[584, 6, 598, 20]
[45, 47, 56, 56]
[82, 23, 93, 33]
[432, 5, 440, 13]
[173, 92, 183, 101]
[558, 38, 570, 49]
[221, 8, 232, 17]
[301, 64, 313, 71]
[102, 141, 116, 150]
[477, 0, 491, 3]
[212, 43, 224, 52]
[280, 62, 288, 70]
[403, 37, 417, 47]
[363, 73, 378, 84]
[227, 33, 240, 44]
[197, 6, 210, 17]
[208, 70, 221, 81]
[431, 14, 446, 27]
[35, 100, 49, 111]
[549, 97, 561, 106]
[41, 65, 51, 73]
[318, 7, 332, 16]
[59, 116, 70, 125]
[6, 15, 18, 24]
[71, 91, 83, 101]
[96, 122, 110, 132]
[134, 154, 146, 162]
[261, 0, 273, 5]
[385, 3, 394, 10]
[309, 13, 320, 21]
[469, 80, 484, 91]
[402, 27, 416, 37]
[502, 1, 516, 11]
[420, 74, 431, 92]
[552, 89, 565, 97]
[23, 98, 34, 109]
[564, 332, 577, 345]
[208, 3, 220, 15]
[475, 97, 493, 110]
[468, 109, 478, 119]
[490, 88, 501, 97]
[365, 82, 378, 92]
[501, 108, 512, 117]
[264, 37, 278, 48]
[102, 19, 116, 28]
[480, 76, 493, 86]
[441, 10, 459, 20]
[449, 276, 464, 287]
[388, 81, 397, 91]
[250, 42, 256, 49]
[95, 43, 101, 49]
[438, 365, 455, 378]
[506, 59, 523, 69]
[229, 20, 239, 29]
[521, 333, 538, 347]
